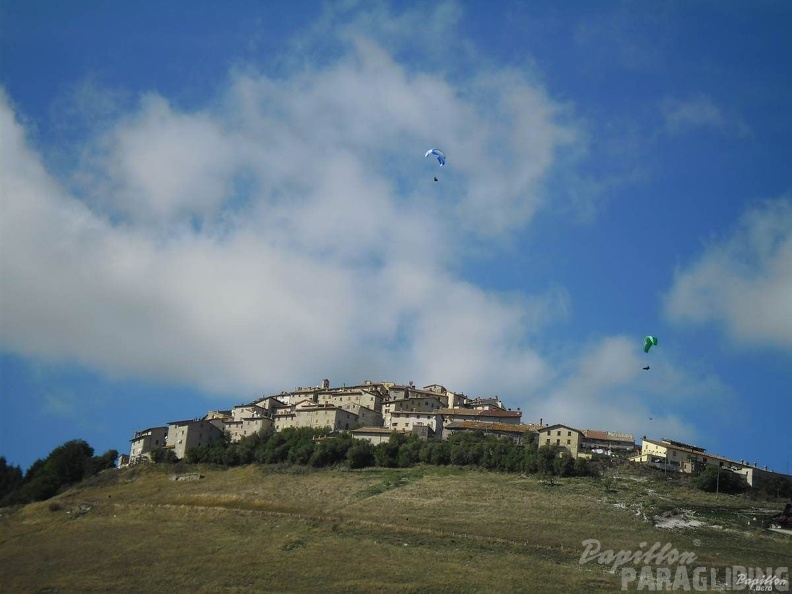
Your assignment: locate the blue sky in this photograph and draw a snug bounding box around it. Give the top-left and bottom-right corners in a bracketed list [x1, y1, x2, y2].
[1, 1, 791, 474]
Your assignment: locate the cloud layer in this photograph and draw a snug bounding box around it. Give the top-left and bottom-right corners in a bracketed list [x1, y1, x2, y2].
[0, 28, 575, 397]
[664, 198, 792, 353]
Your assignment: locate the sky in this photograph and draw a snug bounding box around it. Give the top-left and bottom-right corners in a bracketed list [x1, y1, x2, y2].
[1, 1, 791, 474]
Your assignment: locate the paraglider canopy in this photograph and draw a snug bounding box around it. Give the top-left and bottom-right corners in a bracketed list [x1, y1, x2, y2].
[425, 148, 446, 167]
[643, 335, 658, 353]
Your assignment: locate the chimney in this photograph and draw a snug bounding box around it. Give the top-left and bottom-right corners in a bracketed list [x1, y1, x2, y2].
[539, 417, 543, 426]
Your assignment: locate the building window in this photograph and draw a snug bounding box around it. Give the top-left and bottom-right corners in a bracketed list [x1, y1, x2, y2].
[567, 431, 571, 436]
[567, 439, 571, 445]
[556, 439, 560, 445]
[557, 430, 561, 436]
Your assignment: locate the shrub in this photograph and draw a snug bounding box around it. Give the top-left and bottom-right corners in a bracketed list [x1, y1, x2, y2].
[396, 437, 422, 467]
[695, 466, 748, 494]
[429, 441, 451, 466]
[347, 441, 375, 469]
[374, 440, 400, 468]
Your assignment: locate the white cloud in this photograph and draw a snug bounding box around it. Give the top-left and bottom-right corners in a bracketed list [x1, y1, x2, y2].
[662, 95, 723, 132]
[0, 19, 576, 397]
[664, 198, 792, 354]
[525, 335, 733, 444]
[661, 95, 750, 137]
[76, 94, 244, 224]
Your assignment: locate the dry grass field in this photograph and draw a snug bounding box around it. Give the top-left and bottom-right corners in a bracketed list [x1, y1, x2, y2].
[0, 463, 789, 593]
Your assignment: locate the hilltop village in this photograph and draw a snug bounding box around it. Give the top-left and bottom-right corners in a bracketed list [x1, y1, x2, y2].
[121, 379, 789, 489]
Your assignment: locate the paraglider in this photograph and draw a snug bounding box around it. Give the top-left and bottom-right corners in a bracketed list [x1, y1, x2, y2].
[642, 335, 658, 370]
[425, 148, 446, 166]
[425, 148, 446, 181]
[643, 335, 658, 353]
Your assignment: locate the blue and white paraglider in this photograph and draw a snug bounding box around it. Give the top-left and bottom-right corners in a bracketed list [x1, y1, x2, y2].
[425, 148, 446, 181]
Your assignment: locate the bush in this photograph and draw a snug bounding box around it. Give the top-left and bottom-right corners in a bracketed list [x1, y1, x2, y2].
[309, 436, 352, 468]
[374, 440, 400, 468]
[428, 441, 451, 466]
[396, 437, 422, 467]
[695, 466, 748, 494]
[151, 448, 179, 464]
[347, 441, 376, 469]
[553, 454, 575, 477]
[756, 475, 792, 500]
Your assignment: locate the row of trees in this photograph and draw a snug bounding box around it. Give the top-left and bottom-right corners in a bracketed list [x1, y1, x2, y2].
[175, 428, 792, 498]
[0, 440, 118, 506]
[177, 427, 596, 477]
[5, 431, 789, 506]
[694, 465, 792, 498]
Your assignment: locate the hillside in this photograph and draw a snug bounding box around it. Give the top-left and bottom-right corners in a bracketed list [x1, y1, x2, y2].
[0, 463, 788, 593]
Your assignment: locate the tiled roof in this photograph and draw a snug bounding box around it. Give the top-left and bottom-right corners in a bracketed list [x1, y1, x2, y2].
[131, 426, 167, 437]
[390, 410, 442, 417]
[445, 421, 535, 433]
[582, 429, 635, 442]
[438, 408, 521, 418]
[352, 427, 397, 434]
[641, 436, 703, 451]
[167, 418, 205, 426]
[661, 438, 706, 452]
[522, 423, 545, 432]
[540, 423, 583, 434]
[641, 437, 745, 467]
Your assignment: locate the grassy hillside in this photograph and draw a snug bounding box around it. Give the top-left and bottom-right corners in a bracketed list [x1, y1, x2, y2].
[0, 463, 788, 593]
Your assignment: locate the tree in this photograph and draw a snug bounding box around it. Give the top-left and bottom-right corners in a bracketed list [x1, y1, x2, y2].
[536, 446, 558, 475]
[695, 466, 748, 494]
[429, 441, 451, 466]
[553, 454, 575, 477]
[374, 433, 409, 467]
[43, 439, 95, 485]
[310, 436, 353, 468]
[84, 449, 119, 476]
[347, 441, 375, 469]
[755, 474, 792, 500]
[3, 439, 97, 505]
[573, 457, 592, 477]
[151, 447, 179, 463]
[396, 436, 422, 467]
[0, 457, 23, 500]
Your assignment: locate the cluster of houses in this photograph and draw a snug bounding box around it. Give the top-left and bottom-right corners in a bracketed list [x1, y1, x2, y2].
[119, 378, 789, 489]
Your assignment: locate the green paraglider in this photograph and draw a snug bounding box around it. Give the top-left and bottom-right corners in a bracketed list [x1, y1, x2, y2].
[643, 335, 658, 353]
